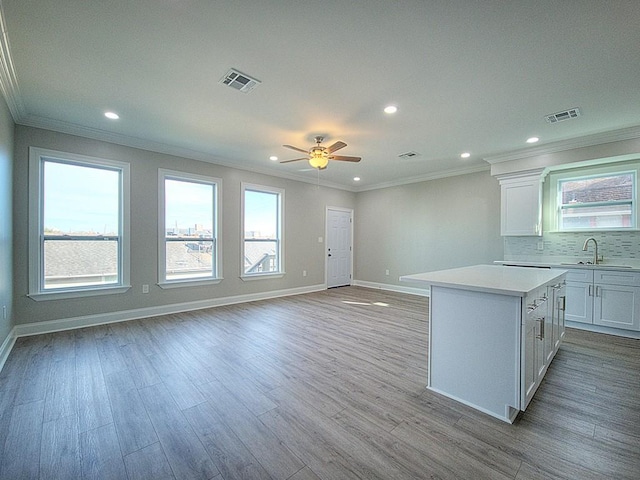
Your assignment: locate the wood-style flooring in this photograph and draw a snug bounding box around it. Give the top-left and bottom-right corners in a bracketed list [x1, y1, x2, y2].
[0, 286, 638, 479]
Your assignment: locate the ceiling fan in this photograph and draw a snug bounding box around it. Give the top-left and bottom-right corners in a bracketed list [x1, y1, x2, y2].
[280, 136, 361, 170]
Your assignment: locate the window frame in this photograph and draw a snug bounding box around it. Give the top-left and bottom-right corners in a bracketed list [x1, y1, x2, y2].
[549, 164, 639, 233]
[240, 182, 285, 280]
[158, 169, 222, 288]
[28, 147, 131, 301]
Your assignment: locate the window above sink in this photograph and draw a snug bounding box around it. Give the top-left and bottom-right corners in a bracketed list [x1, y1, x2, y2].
[548, 160, 640, 233]
[558, 172, 635, 231]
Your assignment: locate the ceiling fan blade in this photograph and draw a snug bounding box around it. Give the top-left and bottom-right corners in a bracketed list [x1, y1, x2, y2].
[283, 144, 309, 154]
[280, 157, 308, 163]
[328, 155, 361, 162]
[326, 141, 347, 154]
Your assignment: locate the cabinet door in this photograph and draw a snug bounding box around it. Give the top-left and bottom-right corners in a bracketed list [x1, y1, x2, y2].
[544, 303, 554, 364]
[594, 284, 640, 331]
[556, 292, 566, 346]
[536, 314, 547, 380]
[565, 281, 593, 324]
[500, 180, 542, 236]
[522, 313, 539, 409]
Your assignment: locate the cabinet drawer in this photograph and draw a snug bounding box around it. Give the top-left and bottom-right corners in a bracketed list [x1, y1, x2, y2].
[565, 269, 594, 283]
[594, 270, 640, 286]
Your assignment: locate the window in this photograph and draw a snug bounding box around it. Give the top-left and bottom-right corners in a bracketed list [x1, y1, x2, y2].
[28, 148, 130, 299]
[241, 183, 284, 277]
[557, 171, 636, 231]
[159, 170, 220, 286]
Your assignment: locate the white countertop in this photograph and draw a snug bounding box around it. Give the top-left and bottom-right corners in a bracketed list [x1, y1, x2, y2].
[496, 258, 640, 271]
[400, 264, 566, 297]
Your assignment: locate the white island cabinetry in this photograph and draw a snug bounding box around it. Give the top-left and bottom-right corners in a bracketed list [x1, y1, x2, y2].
[401, 265, 566, 423]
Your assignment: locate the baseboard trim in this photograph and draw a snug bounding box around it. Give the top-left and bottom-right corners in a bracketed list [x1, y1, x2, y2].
[566, 321, 640, 339]
[13, 284, 326, 338]
[0, 327, 18, 372]
[352, 279, 430, 297]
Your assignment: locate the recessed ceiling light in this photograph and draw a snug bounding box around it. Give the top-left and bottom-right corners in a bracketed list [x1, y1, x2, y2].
[460, 152, 471, 159]
[104, 111, 119, 120]
[526, 136, 539, 144]
[269, 156, 278, 161]
[383, 105, 398, 114]
[353, 177, 361, 182]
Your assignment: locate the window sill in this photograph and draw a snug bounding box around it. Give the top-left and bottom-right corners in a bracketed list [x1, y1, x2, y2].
[158, 278, 223, 289]
[240, 272, 285, 281]
[28, 285, 131, 301]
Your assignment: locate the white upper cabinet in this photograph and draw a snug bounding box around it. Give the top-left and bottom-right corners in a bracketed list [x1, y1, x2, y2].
[498, 171, 544, 236]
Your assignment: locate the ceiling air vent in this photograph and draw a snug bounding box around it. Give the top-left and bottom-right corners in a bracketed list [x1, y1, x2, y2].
[398, 151, 420, 159]
[219, 68, 261, 93]
[545, 107, 581, 124]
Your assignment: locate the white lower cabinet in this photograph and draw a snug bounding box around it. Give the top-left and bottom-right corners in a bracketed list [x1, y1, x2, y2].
[565, 272, 593, 324]
[565, 268, 640, 331]
[522, 282, 566, 410]
[522, 313, 539, 407]
[594, 281, 640, 330]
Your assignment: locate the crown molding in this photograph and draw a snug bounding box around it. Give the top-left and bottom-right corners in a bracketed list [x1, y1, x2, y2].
[484, 125, 640, 165]
[353, 164, 491, 192]
[20, 112, 495, 193]
[18, 113, 357, 192]
[0, 1, 26, 120]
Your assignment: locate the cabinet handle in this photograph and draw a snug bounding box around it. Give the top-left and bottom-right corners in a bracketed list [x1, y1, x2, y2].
[536, 317, 545, 340]
[588, 284, 593, 296]
[595, 286, 601, 297]
[559, 296, 566, 311]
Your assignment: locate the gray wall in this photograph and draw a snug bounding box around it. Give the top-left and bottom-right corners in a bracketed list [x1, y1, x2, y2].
[13, 126, 356, 325]
[0, 98, 13, 345]
[354, 171, 503, 286]
[11, 125, 506, 328]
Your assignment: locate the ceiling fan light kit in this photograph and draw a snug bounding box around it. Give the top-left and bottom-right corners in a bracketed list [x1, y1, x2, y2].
[281, 136, 361, 170]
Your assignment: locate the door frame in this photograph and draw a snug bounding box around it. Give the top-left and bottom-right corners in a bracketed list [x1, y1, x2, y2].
[325, 206, 354, 288]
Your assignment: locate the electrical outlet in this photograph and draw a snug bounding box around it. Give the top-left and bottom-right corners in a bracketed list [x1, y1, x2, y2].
[142, 284, 149, 294]
[303, 270, 307, 277]
[385, 269, 390, 276]
[537, 241, 544, 251]
[318, 236, 323, 243]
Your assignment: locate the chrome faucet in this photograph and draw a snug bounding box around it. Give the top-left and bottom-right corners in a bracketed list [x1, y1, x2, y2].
[582, 237, 599, 265]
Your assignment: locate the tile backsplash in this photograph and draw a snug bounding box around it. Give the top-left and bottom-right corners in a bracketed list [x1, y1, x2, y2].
[504, 231, 640, 260]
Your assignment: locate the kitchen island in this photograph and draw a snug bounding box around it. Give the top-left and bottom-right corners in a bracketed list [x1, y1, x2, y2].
[401, 265, 566, 423]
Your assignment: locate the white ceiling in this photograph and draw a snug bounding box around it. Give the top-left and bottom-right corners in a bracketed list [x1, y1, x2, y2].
[2, 0, 640, 190]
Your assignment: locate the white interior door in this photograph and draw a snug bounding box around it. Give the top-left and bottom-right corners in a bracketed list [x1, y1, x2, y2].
[326, 208, 352, 288]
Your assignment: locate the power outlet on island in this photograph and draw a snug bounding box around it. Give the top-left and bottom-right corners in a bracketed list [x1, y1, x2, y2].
[142, 284, 149, 294]
[385, 269, 390, 276]
[303, 270, 307, 277]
